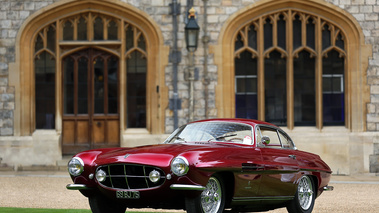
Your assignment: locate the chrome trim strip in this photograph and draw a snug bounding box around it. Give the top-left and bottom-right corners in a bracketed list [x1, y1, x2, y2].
[123, 164, 130, 189]
[299, 168, 333, 174]
[323, 185, 334, 191]
[66, 184, 92, 190]
[170, 184, 206, 191]
[107, 165, 114, 188]
[233, 196, 294, 202]
[143, 165, 150, 188]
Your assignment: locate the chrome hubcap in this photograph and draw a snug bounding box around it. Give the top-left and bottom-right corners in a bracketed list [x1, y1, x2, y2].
[201, 177, 222, 213]
[298, 176, 314, 210]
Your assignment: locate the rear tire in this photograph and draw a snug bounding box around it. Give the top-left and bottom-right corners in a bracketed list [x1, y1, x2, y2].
[185, 174, 226, 213]
[89, 194, 126, 213]
[287, 176, 315, 213]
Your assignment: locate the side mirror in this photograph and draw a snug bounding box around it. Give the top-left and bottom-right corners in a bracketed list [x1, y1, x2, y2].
[261, 136, 270, 145]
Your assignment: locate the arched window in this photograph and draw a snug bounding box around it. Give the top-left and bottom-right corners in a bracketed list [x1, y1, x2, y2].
[233, 9, 346, 127]
[32, 11, 150, 153]
[34, 24, 56, 129]
[34, 12, 149, 130]
[125, 25, 148, 128]
[17, 1, 167, 139]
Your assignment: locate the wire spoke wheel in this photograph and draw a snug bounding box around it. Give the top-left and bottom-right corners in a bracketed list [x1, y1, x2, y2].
[185, 174, 226, 213]
[200, 177, 222, 213]
[287, 175, 316, 213]
[297, 176, 314, 211]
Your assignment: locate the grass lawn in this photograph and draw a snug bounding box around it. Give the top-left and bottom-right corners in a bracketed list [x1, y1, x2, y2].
[0, 208, 147, 213]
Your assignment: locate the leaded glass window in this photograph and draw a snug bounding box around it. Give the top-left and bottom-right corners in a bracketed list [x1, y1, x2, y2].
[34, 24, 56, 129]
[234, 10, 346, 128]
[235, 51, 257, 119]
[34, 12, 148, 131]
[126, 51, 147, 128]
[61, 13, 120, 41]
[125, 25, 147, 128]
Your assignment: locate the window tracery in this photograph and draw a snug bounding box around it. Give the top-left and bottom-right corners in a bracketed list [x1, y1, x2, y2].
[234, 9, 346, 127]
[34, 12, 148, 130]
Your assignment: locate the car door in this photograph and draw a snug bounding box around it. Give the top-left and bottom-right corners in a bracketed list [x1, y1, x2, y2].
[232, 146, 264, 205]
[235, 147, 264, 194]
[256, 126, 298, 198]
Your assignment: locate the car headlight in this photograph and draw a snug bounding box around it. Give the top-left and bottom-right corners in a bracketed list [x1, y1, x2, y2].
[171, 156, 189, 176]
[68, 157, 84, 176]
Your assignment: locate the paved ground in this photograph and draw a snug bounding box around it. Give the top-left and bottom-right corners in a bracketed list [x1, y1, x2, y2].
[1, 171, 379, 212]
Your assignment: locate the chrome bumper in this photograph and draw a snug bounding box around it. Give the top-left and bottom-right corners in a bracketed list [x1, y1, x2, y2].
[323, 185, 334, 191]
[170, 184, 206, 191]
[66, 184, 91, 190]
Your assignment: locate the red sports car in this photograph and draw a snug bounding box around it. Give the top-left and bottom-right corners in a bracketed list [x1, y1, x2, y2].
[67, 118, 333, 213]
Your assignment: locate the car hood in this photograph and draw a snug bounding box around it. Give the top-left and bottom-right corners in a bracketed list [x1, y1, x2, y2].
[93, 142, 222, 168]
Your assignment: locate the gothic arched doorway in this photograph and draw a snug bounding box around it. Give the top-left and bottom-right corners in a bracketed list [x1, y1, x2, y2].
[16, 0, 168, 145]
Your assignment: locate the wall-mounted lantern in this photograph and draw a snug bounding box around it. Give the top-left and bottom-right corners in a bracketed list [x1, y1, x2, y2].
[185, 8, 200, 53]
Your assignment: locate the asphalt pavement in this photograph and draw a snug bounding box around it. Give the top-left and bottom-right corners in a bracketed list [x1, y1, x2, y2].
[0, 171, 378, 212]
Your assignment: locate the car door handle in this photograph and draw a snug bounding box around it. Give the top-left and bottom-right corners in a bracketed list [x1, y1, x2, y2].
[288, 155, 296, 160]
[242, 163, 264, 170]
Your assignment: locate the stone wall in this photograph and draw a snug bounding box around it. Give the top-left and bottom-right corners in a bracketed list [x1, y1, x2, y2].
[0, 0, 378, 172]
[0, 130, 60, 168]
[1, 0, 379, 134]
[0, 0, 62, 136]
[369, 136, 379, 172]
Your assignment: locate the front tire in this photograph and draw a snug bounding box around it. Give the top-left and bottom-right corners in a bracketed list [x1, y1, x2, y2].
[186, 174, 226, 213]
[89, 194, 126, 213]
[287, 176, 315, 213]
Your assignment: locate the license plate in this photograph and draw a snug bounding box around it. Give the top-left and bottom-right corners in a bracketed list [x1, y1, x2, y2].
[116, 191, 140, 199]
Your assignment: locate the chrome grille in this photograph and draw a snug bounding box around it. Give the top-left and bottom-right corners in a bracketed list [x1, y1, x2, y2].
[96, 164, 166, 190]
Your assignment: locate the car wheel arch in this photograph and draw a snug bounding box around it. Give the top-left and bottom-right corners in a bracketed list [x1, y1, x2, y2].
[213, 171, 235, 208]
[309, 175, 319, 191]
[308, 175, 321, 198]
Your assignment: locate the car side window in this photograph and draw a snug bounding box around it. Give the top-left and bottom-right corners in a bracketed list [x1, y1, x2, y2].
[278, 131, 294, 149]
[256, 126, 282, 148]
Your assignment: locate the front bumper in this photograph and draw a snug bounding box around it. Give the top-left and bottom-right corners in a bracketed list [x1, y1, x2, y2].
[170, 184, 206, 191]
[67, 183, 205, 191]
[66, 184, 92, 190]
[323, 185, 334, 191]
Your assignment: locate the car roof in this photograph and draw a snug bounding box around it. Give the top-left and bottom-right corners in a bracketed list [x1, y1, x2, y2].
[189, 118, 278, 128]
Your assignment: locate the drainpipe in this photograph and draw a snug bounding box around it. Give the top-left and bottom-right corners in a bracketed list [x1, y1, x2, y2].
[202, 0, 210, 119]
[188, 51, 195, 122]
[169, 0, 181, 129]
[186, 0, 194, 122]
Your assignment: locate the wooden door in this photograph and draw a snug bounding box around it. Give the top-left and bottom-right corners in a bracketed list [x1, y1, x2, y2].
[62, 48, 119, 154]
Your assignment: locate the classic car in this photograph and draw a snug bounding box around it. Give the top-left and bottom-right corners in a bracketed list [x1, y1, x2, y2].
[66, 118, 333, 213]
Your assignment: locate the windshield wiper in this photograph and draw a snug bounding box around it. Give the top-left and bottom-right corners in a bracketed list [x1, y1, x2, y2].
[209, 133, 237, 142]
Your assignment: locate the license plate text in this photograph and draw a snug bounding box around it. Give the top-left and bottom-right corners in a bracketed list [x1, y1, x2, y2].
[116, 191, 140, 199]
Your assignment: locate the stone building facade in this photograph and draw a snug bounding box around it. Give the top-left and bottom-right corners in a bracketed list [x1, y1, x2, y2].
[0, 0, 378, 175]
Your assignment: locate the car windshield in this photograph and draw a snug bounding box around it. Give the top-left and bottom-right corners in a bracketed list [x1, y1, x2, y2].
[164, 122, 253, 145]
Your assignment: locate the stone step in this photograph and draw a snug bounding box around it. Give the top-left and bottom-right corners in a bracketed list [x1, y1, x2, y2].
[0, 156, 71, 172]
[57, 156, 71, 167]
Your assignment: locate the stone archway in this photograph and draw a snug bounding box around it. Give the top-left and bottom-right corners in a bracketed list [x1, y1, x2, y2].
[12, 0, 169, 138]
[213, 0, 371, 132]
